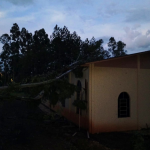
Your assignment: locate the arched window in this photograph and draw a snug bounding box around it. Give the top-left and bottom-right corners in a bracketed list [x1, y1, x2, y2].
[118, 92, 130, 118]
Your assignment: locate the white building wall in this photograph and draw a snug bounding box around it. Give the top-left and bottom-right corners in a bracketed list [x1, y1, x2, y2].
[91, 66, 138, 133]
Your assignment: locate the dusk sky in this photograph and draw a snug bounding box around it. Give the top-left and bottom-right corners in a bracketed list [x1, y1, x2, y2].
[0, 0, 150, 54]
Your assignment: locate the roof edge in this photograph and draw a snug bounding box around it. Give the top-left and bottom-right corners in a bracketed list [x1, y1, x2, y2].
[84, 50, 150, 65]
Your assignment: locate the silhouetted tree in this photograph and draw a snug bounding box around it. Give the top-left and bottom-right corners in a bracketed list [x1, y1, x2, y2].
[115, 41, 127, 57]
[108, 37, 127, 57]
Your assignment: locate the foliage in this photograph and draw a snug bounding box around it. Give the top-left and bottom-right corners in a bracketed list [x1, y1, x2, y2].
[42, 79, 76, 106]
[72, 67, 84, 78]
[0, 23, 127, 106]
[72, 100, 86, 110]
[131, 132, 145, 150]
[108, 37, 127, 57]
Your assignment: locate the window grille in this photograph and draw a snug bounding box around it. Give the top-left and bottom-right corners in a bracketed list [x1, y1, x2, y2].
[118, 92, 130, 118]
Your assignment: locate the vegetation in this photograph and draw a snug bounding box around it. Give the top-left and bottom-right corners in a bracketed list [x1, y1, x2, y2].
[72, 99, 86, 110]
[108, 37, 127, 57]
[0, 23, 127, 105]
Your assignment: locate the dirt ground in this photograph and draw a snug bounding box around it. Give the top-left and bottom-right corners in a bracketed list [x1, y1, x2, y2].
[0, 100, 150, 150]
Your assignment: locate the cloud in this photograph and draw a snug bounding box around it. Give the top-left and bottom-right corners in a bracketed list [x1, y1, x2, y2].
[97, 2, 123, 18]
[103, 3, 119, 16]
[123, 26, 141, 39]
[80, 29, 85, 34]
[82, 0, 93, 4]
[1, 0, 34, 5]
[134, 35, 150, 48]
[0, 11, 5, 18]
[122, 26, 150, 52]
[50, 10, 66, 23]
[1, 0, 150, 55]
[146, 30, 150, 36]
[125, 8, 150, 23]
[61, 0, 93, 5]
[132, 24, 141, 30]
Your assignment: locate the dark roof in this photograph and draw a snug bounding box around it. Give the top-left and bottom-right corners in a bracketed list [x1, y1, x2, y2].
[83, 50, 150, 66]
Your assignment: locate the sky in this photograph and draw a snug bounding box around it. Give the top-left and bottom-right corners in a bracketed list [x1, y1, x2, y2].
[0, 0, 150, 54]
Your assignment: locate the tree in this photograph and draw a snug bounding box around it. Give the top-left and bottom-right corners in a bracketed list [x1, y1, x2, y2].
[80, 37, 106, 61]
[108, 37, 127, 57]
[108, 37, 116, 57]
[0, 24, 26, 83]
[0, 23, 127, 106]
[0, 24, 52, 83]
[49, 25, 82, 71]
[115, 41, 127, 57]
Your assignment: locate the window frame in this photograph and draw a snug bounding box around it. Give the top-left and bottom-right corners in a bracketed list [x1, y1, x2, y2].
[118, 92, 130, 118]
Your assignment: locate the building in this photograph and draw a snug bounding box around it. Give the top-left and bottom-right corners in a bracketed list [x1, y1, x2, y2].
[52, 50, 150, 134]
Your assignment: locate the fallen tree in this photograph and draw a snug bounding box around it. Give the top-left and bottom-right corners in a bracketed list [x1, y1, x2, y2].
[0, 23, 127, 106]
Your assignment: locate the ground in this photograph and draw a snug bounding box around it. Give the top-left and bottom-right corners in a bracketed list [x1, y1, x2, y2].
[0, 100, 150, 150]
